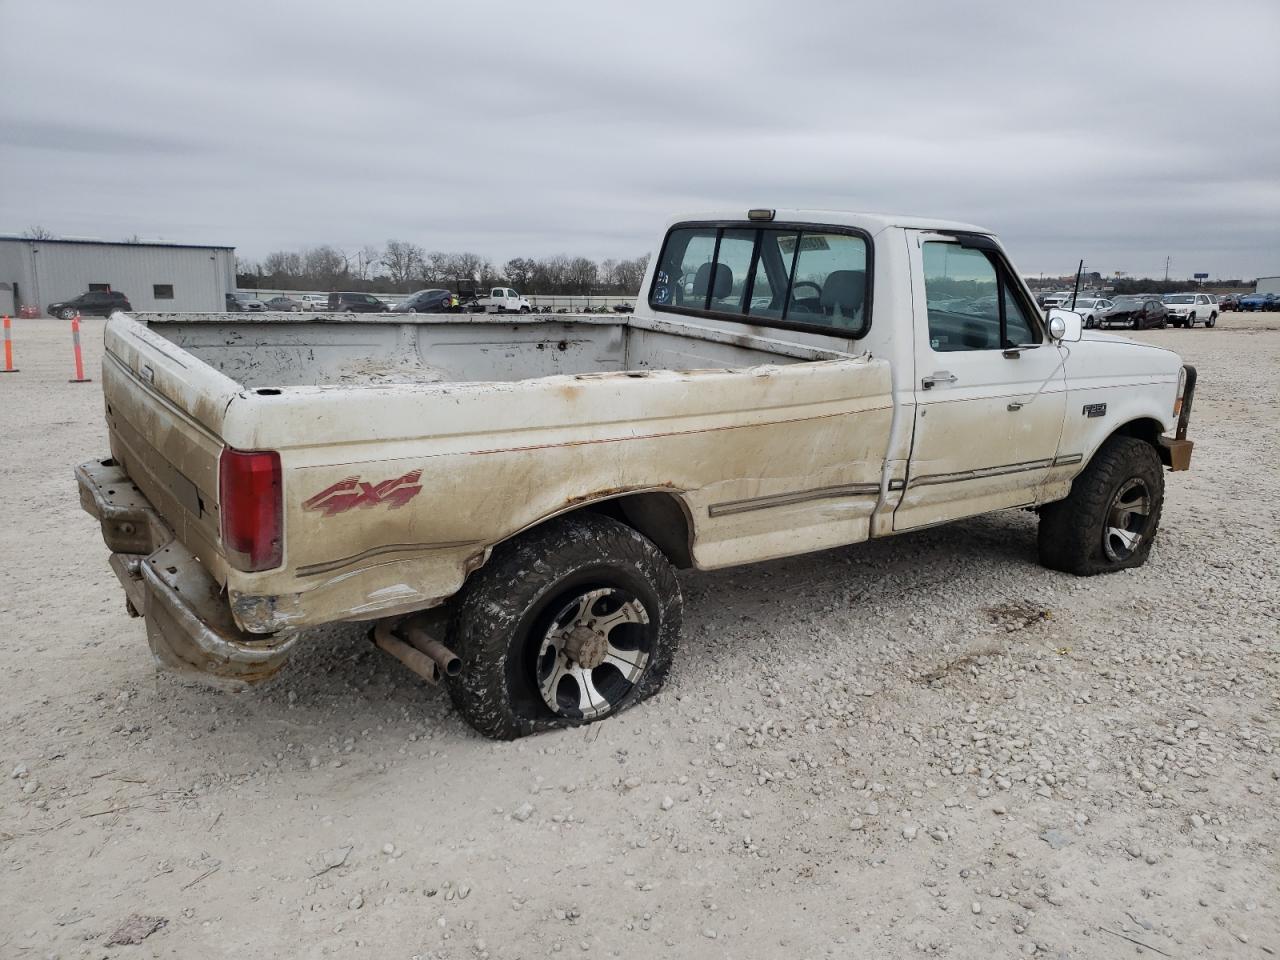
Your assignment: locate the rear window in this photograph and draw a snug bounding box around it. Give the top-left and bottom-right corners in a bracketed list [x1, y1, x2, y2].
[649, 221, 872, 337]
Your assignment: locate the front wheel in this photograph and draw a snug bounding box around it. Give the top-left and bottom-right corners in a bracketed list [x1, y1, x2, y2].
[446, 514, 682, 739]
[59, 308, 75, 320]
[1130, 317, 1139, 329]
[1038, 436, 1164, 576]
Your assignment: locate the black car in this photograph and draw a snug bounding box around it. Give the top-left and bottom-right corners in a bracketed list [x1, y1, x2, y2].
[1101, 296, 1167, 330]
[611, 302, 635, 313]
[391, 289, 455, 313]
[47, 290, 131, 319]
[328, 291, 390, 313]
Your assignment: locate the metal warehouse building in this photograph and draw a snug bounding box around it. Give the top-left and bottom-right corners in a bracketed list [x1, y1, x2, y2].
[0, 236, 236, 316]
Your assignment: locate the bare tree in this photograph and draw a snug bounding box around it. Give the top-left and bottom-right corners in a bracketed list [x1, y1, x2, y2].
[504, 257, 534, 290]
[22, 225, 56, 240]
[302, 245, 349, 288]
[121, 233, 142, 244]
[567, 256, 599, 294]
[262, 251, 304, 279]
[355, 244, 383, 282]
[382, 240, 425, 289]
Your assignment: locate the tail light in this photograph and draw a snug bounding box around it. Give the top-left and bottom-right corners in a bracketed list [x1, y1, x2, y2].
[219, 448, 283, 572]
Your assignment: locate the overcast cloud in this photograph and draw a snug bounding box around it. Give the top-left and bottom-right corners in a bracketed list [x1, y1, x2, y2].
[1, 0, 1277, 279]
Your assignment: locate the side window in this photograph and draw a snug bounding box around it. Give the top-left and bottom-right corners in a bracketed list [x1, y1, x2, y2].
[924, 244, 1000, 351]
[1003, 287, 1037, 345]
[153, 284, 174, 300]
[923, 243, 1040, 351]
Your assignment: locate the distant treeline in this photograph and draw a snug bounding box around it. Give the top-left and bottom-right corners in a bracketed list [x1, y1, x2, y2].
[236, 242, 650, 295]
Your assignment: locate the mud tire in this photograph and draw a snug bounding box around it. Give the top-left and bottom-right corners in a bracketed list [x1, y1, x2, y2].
[446, 514, 682, 740]
[1038, 436, 1164, 576]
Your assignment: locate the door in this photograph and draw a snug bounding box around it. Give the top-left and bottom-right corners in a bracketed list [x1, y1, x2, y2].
[894, 233, 1068, 531]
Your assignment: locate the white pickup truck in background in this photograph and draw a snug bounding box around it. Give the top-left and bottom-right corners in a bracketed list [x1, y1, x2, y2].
[475, 286, 532, 313]
[76, 209, 1196, 739]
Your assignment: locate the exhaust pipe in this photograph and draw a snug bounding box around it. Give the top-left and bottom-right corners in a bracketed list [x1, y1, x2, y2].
[371, 622, 440, 684]
[403, 622, 462, 677]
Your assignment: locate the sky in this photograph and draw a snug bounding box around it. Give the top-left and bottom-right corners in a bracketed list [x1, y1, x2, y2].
[1, 0, 1278, 280]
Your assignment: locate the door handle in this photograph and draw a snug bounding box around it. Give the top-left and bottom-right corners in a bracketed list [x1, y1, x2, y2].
[921, 371, 958, 390]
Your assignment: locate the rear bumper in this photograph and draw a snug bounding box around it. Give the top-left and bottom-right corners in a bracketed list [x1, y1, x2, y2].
[76, 458, 300, 685]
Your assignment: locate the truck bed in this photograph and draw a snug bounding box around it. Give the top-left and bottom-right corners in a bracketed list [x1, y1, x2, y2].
[144, 312, 850, 388]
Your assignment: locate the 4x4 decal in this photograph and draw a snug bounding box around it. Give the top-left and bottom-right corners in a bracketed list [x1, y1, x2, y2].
[303, 470, 423, 517]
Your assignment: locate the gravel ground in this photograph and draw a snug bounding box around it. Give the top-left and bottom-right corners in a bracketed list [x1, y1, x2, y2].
[1, 313, 1277, 959]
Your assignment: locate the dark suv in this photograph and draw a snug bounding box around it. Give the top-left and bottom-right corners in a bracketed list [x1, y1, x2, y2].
[327, 292, 390, 313]
[47, 290, 131, 319]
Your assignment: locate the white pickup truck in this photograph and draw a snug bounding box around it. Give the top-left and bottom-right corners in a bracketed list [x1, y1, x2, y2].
[475, 286, 532, 313]
[76, 209, 1197, 739]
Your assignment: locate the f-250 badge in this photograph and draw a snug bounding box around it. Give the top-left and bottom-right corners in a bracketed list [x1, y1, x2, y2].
[303, 470, 423, 517]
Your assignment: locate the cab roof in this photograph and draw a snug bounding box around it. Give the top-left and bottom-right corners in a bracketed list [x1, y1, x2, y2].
[668, 208, 995, 237]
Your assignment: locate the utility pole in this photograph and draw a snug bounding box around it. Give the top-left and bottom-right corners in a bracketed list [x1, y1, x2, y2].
[1165, 256, 1171, 282]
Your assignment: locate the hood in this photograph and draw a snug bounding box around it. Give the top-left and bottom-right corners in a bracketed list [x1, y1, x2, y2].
[1072, 329, 1184, 377]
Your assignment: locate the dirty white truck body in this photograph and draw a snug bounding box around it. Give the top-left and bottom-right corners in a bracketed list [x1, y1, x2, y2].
[77, 210, 1195, 733]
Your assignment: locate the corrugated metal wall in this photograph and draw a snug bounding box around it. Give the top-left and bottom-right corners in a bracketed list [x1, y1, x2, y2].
[0, 239, 235, 314]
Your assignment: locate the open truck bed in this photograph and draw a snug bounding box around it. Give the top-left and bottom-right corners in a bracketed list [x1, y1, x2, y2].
[80, 309, 892, 684]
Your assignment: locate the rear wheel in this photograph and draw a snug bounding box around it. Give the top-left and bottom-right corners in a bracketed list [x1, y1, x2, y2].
[1038, 436, 1164, 576]
[1206, 312, 1217, 328]
[1084, 314, 1095, 329]
[446, 514, 682, 739]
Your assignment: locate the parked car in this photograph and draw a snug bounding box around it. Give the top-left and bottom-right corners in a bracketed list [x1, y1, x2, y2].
[1066, 297, 1112, 328]
[297, 294, 329, 311]
[1100, 296, 1167, 329]
[1238, 293, 1278, 312]
[1040, 292, 1075, 309]
[391, 289, 456, 313]
[475, 287, 532, 313]
[47, 290, 131, 319]
[226, 293, 266, 312]
[1160, 293, 1218, 328]
[327, 291, 390, 313]
[1218, 294, 1240, 312]
[76, 207, 1197, 740]
[263, 296, 304, 312]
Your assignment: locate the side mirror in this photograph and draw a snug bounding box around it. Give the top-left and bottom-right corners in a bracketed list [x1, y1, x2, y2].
[1047, 308, 1083, 343]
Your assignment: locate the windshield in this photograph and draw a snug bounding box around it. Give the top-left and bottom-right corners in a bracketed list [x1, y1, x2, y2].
[1163, 295, 1195, 304]
[1113, 297, 1141, 306]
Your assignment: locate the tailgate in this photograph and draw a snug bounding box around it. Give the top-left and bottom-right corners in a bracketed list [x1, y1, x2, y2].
[102, 315, 243, 584]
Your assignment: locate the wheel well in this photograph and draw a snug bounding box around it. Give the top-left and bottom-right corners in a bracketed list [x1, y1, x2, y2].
[580, 492, 695, 568]
[1112, 417, 1163, 447]
[1100, 417, 1169, 467]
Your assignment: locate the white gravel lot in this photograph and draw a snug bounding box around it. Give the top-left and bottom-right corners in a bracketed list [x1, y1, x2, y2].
[1, 313, 1276, 959]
